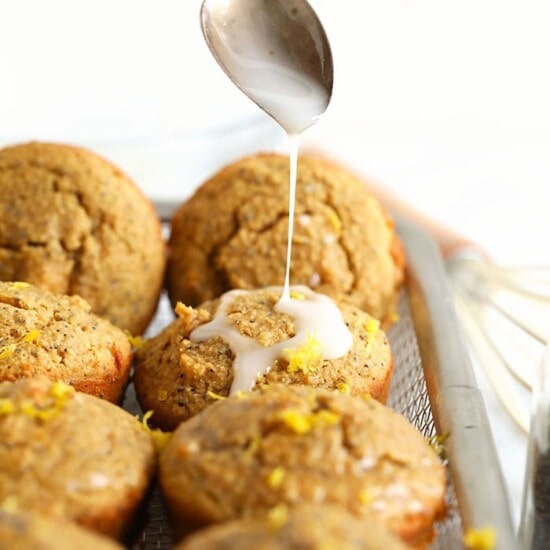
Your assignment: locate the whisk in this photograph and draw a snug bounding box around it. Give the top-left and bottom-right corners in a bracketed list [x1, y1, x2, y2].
[447, 252, 549, 432]
[366, 181, 550, 433]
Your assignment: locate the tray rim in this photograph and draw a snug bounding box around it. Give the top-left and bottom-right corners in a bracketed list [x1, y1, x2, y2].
[397, 217, 515, 549]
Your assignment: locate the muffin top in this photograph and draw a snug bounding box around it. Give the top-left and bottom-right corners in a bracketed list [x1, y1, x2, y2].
[160, 384, 445, 547]
[0, 281, 132, 402]
[135, 287, 393, 429]
[167, 153, 405, 324]
[177, 504, 408, 550]
[0, 508, 122, 550]
[0, 141, 166, 334]
[0, 376, 155, 537]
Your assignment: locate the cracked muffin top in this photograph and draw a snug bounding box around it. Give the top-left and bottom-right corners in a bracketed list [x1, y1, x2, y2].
[177, 503, 408, 550]
[0, 376, 156, 538]
[167, 154, 405, 324]
[0, 281, 132, 402]
[160, 384, 446, 548]
[0, 141, 166, 334]
[135, 287, 393, 430]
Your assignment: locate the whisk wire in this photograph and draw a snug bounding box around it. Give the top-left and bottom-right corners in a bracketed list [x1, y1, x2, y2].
[474, 262, 550, 302]
[453, 289, 530, 432]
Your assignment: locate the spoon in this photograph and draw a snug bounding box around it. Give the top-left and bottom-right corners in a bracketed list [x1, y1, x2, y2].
[200, 0, 333, 135]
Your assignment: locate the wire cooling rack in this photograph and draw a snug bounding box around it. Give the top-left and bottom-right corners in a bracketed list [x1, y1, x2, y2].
[123, 219, 515, 549]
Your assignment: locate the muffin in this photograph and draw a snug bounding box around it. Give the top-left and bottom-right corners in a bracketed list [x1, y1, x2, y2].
[135, 286, 393, 430]
[167, 153, 405, 324]
[0, 508, 122, 550]
[177, 504, 408, 550]
[0, 141, 166, 334]
[160, 384, 446, 548]
[0, 281, 132, 402]
[0, 376, 156, 538]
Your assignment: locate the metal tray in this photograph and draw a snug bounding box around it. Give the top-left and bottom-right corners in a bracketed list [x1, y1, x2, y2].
[123, 216, 515, 549]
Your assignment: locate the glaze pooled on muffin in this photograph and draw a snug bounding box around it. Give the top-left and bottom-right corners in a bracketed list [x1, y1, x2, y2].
[191, 286, 352, 394]
[135, 287, 392, 430]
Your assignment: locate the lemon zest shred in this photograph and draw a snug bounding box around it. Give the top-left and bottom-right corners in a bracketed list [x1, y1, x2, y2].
[20, 400, 59, 422]
[276, 408, 341, 434]
[125, 330, 145, 348]
[236, 390, 249, 400]
[336, 378, 351, 394]
[0, 382, 73, 422]
[312, 409, 340, 426]
[206, 390, 227, 401]
[267, 466, 286, 489]
[19, 400, 36, 417]
[245, 434, 262, 455]
[365, 318, 380, 334]
[463, 527, 496, 550]
[361, 393, 372, 402]
[0, 344, 16, 360]
[276, 409, 313, 434]
[34, 408, 59, 421]
[364, 318, 380, 354]
[283, 331, 323, 374]
[0, 398, 15, 415]
[289, 290, 306, 300]
[10, 282, 31, 289]
[359, 489, 374, 506]
[21, 329, 40, 344]
[0, 329, 42, 361]
[141, 410, 172, 453]
[428, 432, 450, 461]
[50, 381, 75, 402]
[327, 209, 342, 236]
[267, 503, 288, 531]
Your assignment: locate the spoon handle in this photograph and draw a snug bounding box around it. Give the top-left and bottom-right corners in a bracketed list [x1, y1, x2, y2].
[358, 179, 477, 260]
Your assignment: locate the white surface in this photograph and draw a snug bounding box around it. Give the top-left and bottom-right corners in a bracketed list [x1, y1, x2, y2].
[1, 0, 549, 533]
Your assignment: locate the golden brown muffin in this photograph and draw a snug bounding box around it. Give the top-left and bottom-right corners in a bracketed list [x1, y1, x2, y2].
[0, 508, 122, 550]
[160, 385, 446, 548]
[0, 281, 132, 402]
[0, 141, 166, 334]
[0, 376, 156, 538]
[135, 287, 393, 430]
[167, 154, 405, 324]
[176, 504, 409, 550]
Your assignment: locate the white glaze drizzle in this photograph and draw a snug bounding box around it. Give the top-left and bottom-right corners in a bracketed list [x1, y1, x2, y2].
[281, 135, 300, 301]
[190, 286, 353, 394]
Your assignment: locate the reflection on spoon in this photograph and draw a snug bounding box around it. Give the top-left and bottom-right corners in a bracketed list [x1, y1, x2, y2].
[200, 0, 333, 135]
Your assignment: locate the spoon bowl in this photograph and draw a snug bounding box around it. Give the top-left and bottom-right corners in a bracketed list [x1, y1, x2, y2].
[200, 0, 333, 135]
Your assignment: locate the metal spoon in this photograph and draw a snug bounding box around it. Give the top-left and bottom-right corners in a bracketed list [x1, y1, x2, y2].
[200, 0, 333, 135]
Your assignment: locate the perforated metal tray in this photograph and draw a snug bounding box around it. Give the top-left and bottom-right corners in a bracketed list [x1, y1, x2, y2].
[123, 217, 515, 549]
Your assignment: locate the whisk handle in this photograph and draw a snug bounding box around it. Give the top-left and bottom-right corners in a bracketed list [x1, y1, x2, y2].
[365, 183, 477, 259]
[302, 148, 478, 258]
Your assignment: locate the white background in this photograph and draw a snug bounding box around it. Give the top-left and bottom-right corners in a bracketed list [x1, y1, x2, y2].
[1, 0, 549, 529]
